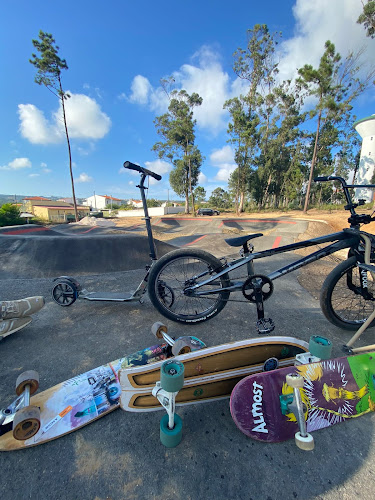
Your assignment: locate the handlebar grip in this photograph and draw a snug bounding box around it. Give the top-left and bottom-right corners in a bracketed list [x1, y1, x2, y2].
[123, 161, 162, 181]
[314, 176, 330, 182]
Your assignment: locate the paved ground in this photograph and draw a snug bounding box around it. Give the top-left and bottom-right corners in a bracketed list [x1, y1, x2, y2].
[1, 218, 375, 500]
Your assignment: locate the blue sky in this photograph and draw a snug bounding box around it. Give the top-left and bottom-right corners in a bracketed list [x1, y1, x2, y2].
[1, 0, 374, 201]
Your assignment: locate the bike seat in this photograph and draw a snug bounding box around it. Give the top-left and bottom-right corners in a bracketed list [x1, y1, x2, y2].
[224, 233, 263, 247]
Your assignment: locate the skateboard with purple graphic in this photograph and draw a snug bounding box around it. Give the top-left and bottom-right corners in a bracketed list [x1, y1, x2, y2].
[230, 352, 375, 450]
[0, 323, 205, 451]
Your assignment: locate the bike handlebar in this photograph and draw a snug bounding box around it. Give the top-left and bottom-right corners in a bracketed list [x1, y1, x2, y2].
[314, 176, 375, 189]
[123, 161, 162, 181]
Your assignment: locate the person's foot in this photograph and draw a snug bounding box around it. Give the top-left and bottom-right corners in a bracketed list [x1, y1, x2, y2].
[1, 296, 45, 319]
[0, 317, 32, 339]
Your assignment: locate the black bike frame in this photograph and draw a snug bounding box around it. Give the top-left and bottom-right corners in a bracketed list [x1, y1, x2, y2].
[187, 230, 364, 296]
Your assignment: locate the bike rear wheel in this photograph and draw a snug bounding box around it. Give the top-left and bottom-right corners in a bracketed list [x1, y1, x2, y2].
[148, 248, 230, 323]
[320, 256, 375, 330]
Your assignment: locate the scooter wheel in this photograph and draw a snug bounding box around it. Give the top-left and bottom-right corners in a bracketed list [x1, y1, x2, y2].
[52, 279, 78, 306]
[160, 360, 184, 393]
[160, 413, 183, 448]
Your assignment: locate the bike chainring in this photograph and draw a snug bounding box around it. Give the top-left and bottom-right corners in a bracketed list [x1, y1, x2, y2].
[242, 274, 274, 303]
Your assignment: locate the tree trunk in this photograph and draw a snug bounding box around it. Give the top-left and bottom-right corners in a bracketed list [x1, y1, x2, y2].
[303, 109, 322, 213]
[59, 78, 79, 222]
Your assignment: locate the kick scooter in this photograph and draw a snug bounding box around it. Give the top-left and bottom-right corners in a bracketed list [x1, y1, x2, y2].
[51, 161, 174, 307]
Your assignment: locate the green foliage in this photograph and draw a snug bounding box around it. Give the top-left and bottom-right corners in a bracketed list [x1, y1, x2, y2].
[146, 199, 161, 208]
[194, 186, 206, 203]
[208, 188, 233, 209]
[357, 1, 375, 38]
[0, 204, 23, 227]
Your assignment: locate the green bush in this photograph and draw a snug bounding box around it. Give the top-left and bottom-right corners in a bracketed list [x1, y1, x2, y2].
[0, 204, 23, 227]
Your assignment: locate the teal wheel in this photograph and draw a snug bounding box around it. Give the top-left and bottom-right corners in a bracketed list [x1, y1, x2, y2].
[309, 336, 332, 360]
[160, 413, 183, 447]
[160, 360, 184, 393]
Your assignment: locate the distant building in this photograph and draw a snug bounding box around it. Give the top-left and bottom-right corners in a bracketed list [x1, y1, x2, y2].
[83, 194, 124, 210]
[22, 198, 90, 223]
[127, 199, 143, 208]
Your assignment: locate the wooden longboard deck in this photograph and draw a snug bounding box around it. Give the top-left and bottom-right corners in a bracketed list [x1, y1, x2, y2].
[230, 352, 375, 443]
[0, 337, 205, 451]
[120, 336, 309, 411]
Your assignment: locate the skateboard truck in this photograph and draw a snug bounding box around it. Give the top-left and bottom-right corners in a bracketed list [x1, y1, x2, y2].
[1, 370, 41, 440]
[280, 373, 314, 451]
[242, 275, 275, 335]
[151, 322, 205, 356]
[152, 360, 185, 447]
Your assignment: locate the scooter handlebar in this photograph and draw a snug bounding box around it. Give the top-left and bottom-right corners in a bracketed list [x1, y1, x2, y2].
[123, 161, 162, 181]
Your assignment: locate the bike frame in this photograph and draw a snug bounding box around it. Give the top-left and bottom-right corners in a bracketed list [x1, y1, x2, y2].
[187, 229, 370, 297]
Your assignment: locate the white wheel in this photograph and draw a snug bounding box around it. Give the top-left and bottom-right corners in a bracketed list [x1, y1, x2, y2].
[286, 373, 304, 388]
[15, 370, 40, 396]
[171, 339, 192, 356]
[295, 431, 314, 451]
[151, 321, 168, 339]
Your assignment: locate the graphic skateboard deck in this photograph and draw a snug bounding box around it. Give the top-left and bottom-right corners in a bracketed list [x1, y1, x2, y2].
[120, 336, 309, 411]
[0, 336, 205, 451]
[230, 351, 375, 444]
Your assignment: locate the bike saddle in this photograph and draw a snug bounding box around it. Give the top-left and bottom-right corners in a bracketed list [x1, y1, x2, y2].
[225, 233, 263, 247]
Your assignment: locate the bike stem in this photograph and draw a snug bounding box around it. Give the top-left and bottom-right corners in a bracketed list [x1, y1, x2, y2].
[138, 173, 157, 261]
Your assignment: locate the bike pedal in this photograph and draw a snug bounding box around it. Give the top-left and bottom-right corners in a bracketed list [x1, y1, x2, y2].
[256, 318, 275, 335]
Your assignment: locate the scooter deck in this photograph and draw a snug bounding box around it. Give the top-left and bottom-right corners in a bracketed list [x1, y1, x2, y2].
[0, 336, 205, 451]
[81, 292, 138, 301]
[230, 351, 375, 443]
[120, 336, 309, 411]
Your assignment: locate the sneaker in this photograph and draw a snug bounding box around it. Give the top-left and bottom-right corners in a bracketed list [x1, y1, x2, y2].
[1, 296, 45, 320]
[0, 317, 32, 339]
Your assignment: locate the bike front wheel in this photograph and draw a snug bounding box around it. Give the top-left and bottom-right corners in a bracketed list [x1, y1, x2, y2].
[148, 248, 230, 323]
[320, 256, 375, 330]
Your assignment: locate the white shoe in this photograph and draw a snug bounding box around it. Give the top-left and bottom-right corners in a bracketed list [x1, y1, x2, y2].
[0, 317, 32, 339]
[1, 296, 45, 319]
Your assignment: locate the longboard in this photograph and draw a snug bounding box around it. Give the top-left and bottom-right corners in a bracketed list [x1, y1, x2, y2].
[120, 336, 309, 411]
[230, 351, 375, 444]
[0, 336, 205, 451]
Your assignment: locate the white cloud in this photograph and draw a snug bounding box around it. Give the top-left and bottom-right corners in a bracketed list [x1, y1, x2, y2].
[0, 157, 32, 170]
[76, 173, 93, 183]
[29, 173, 40, 178]
[277, 0, 374, 82]
[144, 159, 172, 185]
[18, 93, 111, 145]
[126, 46, 232, 133]
[209, 145, 236, 182]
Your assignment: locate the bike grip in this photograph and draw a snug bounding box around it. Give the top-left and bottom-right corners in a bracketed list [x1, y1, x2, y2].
[314, 176, 330, 182]
[123, 161, 162, 181]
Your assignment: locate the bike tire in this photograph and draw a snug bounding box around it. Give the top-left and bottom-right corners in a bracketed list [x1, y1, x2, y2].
[320, 256, 375, 330]
[148, 248, 230, 324]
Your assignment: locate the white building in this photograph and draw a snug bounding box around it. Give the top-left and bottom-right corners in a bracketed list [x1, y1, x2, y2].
[83, 194, 124, 210]
[354, 115, 375, 202]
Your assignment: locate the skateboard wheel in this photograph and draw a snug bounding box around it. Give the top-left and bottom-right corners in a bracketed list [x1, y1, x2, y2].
[286, 373, 304, 388]
[151, 321, 168, 339]
[172, 339, 192, 356]
[160, 360, 184, 393]
[295, 431, 314, 451]
[263, 357, 279, 372]
[12, 405, 41, 440]
[160, 413, 182, 447]
[15, 370, 40, 396]
[309, 335, 332, 360]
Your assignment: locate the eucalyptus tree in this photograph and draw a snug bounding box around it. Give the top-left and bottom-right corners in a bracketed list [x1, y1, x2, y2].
[153, 85, 203, 214]
[297, 41, 375, 212]
[29, 31, 78, 221]
[357, 1, 375, 38]
[194, 186, 206, 204]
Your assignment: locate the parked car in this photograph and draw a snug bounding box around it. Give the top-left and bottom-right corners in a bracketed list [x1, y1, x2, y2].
[197, 208, 220, 216]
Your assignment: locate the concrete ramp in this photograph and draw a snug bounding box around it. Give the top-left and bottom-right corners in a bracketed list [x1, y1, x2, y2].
[0, 233, 176, 278]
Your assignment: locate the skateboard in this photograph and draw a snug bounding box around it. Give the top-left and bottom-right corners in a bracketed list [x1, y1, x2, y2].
[0, 324, 205, 451]
[230, 351, 375, 450]
[119, 336, 309, 411]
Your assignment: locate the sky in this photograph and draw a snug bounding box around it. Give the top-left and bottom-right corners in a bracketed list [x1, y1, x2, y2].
[1, 0, 374, 202]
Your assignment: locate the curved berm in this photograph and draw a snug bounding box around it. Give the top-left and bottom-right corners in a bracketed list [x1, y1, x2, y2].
[0, 226, 176, 278]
